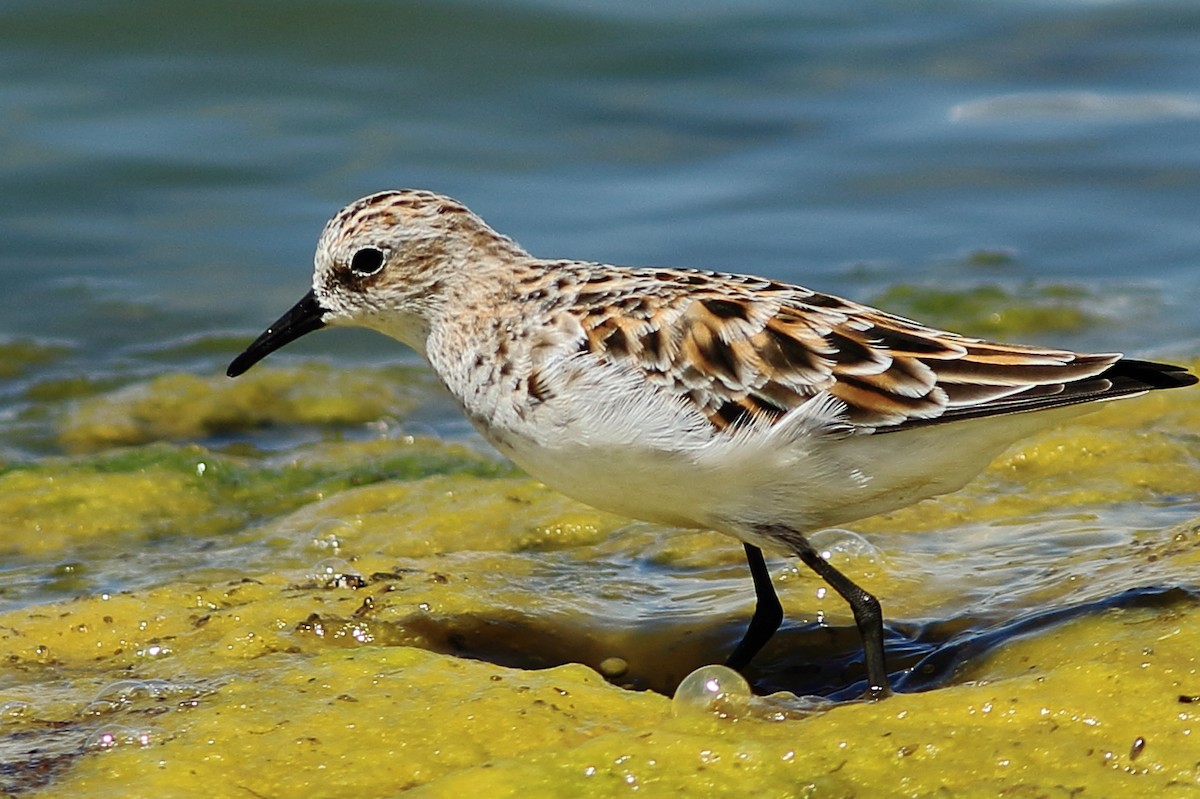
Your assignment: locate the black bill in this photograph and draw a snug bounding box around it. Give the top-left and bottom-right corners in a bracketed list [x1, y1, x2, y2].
[227, 289, 328, 377]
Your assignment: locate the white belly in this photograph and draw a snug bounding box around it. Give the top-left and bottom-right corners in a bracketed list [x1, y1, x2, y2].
[447, 341, 1084, 549]
[485, 394, 1084, 551]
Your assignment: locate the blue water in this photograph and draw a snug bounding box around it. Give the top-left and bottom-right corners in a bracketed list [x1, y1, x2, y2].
[2, 0, 1199, 448]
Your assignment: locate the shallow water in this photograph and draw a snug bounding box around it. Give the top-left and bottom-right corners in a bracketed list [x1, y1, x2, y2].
[2, 1, 1200, 795]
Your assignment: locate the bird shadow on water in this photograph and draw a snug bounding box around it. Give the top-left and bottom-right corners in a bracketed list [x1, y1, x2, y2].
[740, 584, 1196, 702]
[302, 578, 1196, 702]
[882, 584, 1197, 695]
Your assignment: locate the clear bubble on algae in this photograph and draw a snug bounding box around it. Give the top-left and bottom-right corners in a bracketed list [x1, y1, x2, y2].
[83, 678, 204, 716]
[85, 724, 152, 751]
[673, 666, 837, 722]
[0, 700, 32, 721]
[672, 665, 753, 719]
[308, 518, 357, 553]
[308, 557, 367, 589]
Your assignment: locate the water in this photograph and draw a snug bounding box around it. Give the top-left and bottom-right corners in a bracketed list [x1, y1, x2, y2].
[4, 1, 1199, 393]
[1, 0, 1198, 658]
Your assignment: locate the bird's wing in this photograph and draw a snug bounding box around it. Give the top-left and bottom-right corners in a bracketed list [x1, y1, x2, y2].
[568, 268, 1140, 433]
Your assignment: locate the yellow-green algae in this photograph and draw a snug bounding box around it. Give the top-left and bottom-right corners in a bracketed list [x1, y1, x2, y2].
[57, 364, 439, 453]
[0, 338, 71, 380]
[0, 362, 1197, 796]
[868, 283, 1096, 338]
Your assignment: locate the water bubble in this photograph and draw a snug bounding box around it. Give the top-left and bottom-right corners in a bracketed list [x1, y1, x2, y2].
[87, 678, 203, 715]
[140, 679, 183, 698]
[82, 700, 121, 717]
[309, 519, 356, 553]
[51, 562, 85, 576]
[92, 680, 149, 706]
[136, 643, 171, 659]
[0, 700, 31, 720]
[309, 558, 366, 589]
[86, 725, 152, 751]
[807, 529, 881, 564]
[672, 665, 752, 720]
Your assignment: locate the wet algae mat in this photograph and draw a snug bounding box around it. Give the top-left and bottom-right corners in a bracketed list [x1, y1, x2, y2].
[1, 363, 1199, 797]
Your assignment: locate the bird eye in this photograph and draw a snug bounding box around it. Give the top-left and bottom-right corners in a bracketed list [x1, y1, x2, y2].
[349, 247, 386, 277]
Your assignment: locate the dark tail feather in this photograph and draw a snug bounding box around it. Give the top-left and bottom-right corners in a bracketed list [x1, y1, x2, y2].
[887, 356, 1195, 432]
[1102, 359, 1198, 391]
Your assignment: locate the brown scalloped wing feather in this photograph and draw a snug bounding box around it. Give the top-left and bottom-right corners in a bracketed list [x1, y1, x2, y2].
[577, 278, 1131, 432]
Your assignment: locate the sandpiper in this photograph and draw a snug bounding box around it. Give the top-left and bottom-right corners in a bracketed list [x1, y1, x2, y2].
[228, 190, 1196, 697]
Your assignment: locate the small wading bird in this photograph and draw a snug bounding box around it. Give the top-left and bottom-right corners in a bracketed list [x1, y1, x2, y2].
[228, 190, 1197, 698]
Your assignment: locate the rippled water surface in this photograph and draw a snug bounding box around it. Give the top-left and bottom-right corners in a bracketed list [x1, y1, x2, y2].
[5, 1, 1200, 380]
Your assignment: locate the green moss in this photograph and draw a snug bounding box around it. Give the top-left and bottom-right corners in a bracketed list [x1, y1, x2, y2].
[0, 436, 514, 559]
[962, 248, 1018, 267]
[24, 374, 124, 403]
[56, 364, 441, 452]
[0, 338, 71, 379]
[870, 283, 1095, 337]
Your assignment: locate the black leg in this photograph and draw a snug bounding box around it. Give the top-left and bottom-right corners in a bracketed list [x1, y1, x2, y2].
[788, 534, 890, 699]
[724, 543, 783, 671]
[752, 525, 890, 698]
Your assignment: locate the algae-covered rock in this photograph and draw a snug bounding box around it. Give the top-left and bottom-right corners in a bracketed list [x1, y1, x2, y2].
[56, 364, 441, 452]
[0, 358, 1196, 797]
[0, 467, 211, 556]
[869, 283, 1095, 337]
[0, 436, 514, 562]
[0, 337, 72, 379]
[1, 566, 1198, 797]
